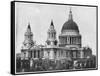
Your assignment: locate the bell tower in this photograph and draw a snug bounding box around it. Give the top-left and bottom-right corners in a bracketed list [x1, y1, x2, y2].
[46, 20, 57, 46]
[23, 23, 34, 49]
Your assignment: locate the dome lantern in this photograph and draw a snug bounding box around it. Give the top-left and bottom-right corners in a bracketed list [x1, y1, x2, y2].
[68, 8, 73, 21]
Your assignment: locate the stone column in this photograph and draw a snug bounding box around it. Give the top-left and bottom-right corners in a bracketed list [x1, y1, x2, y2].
[50, 49, 54, 60]
[70, 37, 72, 44]
[58, 50, 60, 59]
[23, 52, 26, 59]
[56, 50, 59, 59]
[76, 37, 78, 44]
[34, 51, 35, 58]
[79, 37, 80, 44]
[73, 51, 76, 59]
[64, 50, 66, 58]
[26, 51, 28, 58]
[41, 50, 44, 58]
[70, 37, 71, 44]
[79, 37, 81, 45]
[36, 51, 38, 58]
[44, 50, 48, 59]
[47, 50, 50, 58]
[80, 50, 84, 58]
[73, 37, 74, 44]
[68, 51, 70, 58]
[71, 37, 72, 44]
[36, 51, 37, 58]
[68, 36, 70, 44]
[69, 37, 71, 44]
[62, 50, 64, 58]
[39, 51, 40, 58]
[60, 50, 61, 59]
[75, 37, 77, 44]
[66, 51, 67, 57]
[31, 51, 32, 58]
[32, 51, 34, 59]
[75, 37, 76, 44]
[78, 37, 79, 44]
[30, 59, 33, 68]
[51, 41, 54, 46]
[72, 37, 73, 44]
[38, 50, 39, 58]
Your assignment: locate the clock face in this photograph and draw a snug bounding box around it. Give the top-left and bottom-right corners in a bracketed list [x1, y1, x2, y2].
[26, 43, 31, 48]
[47, 40, 50, 45]
[24, 40, 34, 49]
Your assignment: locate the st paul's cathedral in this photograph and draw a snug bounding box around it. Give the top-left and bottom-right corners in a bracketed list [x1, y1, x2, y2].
[16, 9, 96, 72]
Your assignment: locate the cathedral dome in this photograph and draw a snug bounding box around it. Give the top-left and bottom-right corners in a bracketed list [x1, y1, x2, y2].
[61, 9, 79, 33]
[61, 20, 79, 33]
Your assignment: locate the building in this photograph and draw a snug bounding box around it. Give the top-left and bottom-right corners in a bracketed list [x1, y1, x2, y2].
[16, 9, 96, 71]
[21, 24, 43, 60]
[44, 9, 82, 61]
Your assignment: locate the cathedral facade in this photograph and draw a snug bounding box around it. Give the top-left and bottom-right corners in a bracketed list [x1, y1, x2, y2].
[16, 9, 96, 72]
[21, 9, 91, 61]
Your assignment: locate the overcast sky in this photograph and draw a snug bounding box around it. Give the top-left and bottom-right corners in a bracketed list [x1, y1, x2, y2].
[15, 2, 97, 55]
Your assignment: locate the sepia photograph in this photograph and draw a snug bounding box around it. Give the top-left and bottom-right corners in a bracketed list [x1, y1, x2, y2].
[11, 1, 98, 75]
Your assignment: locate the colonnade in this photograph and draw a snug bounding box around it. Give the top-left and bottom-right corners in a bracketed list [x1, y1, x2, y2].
[44, 49, 73, 60]
[22, 49, 43, 59]
[60, 36, 81, 45]
[22, 48, 83, 60]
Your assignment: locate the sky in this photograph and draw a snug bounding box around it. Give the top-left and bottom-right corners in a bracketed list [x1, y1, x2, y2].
[15, 2, 97, 55]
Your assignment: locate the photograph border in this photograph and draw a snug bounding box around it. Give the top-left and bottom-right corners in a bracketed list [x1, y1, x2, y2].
[11, 1, 98, 75]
